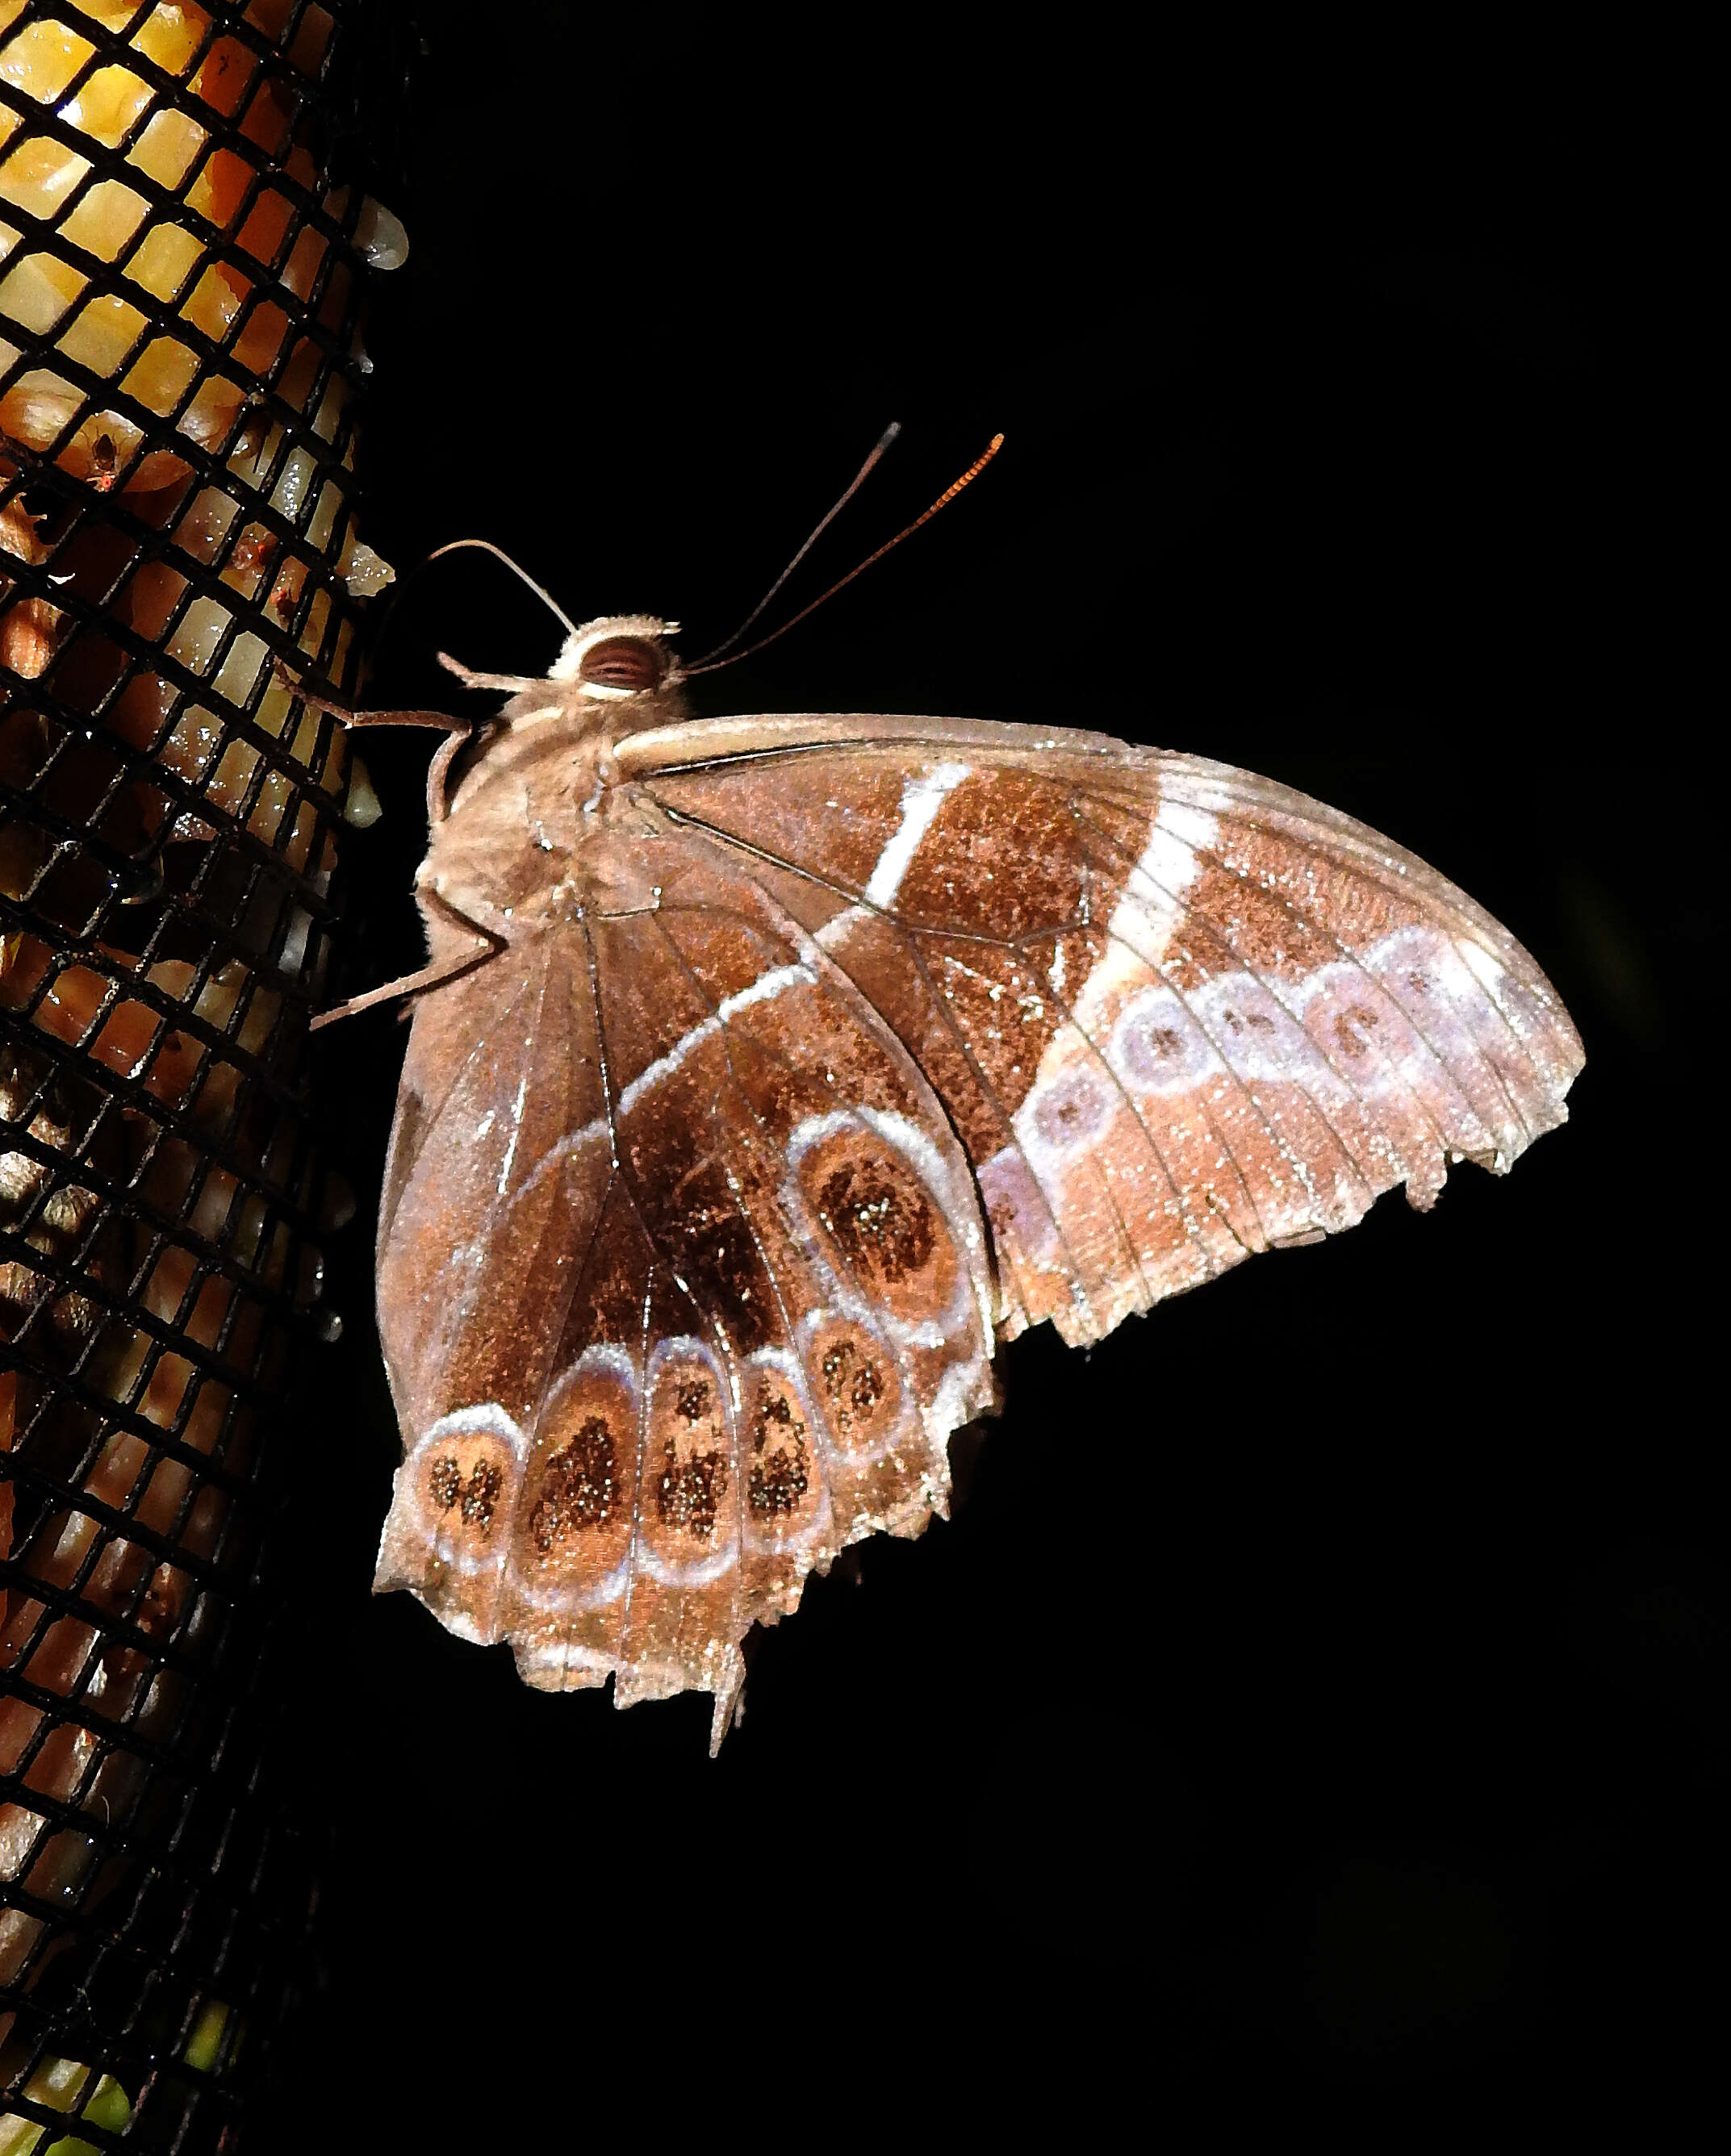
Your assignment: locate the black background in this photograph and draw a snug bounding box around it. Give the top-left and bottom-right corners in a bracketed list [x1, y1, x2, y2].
[268, 15, 1713, 2137]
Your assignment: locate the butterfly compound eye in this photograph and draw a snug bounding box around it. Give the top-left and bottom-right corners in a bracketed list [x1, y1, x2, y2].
[577, 637, 664, 692]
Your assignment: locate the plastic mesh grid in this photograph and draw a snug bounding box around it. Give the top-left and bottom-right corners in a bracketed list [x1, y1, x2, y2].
[0, 2, 391, 2141]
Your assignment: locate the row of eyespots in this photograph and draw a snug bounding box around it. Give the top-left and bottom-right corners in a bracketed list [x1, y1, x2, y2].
[1022, 917, 1540, 1178]
[408, 1306, 913, 1575]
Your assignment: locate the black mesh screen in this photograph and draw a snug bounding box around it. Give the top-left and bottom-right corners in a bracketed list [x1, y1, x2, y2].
[0, 3, 396, 2141]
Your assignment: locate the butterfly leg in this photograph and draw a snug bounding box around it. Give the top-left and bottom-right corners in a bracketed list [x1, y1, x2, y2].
[272, 658, 477, 824]
[435, 651, 546, 695]
[271, 654, 475, 737]
[310, 888, 504, 1032]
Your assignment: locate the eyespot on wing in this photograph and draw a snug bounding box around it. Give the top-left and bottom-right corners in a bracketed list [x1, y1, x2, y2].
[508, 1351, 638, 1611]
[793, 1124, 960, 1328]
[640, 1338, 736, 1573]
[376, 1406, 529, 1644]
[802, 1311, 905, 1460]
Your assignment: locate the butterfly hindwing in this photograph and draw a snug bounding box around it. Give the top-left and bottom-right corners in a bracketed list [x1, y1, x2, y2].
[373, 821, 997, 1743]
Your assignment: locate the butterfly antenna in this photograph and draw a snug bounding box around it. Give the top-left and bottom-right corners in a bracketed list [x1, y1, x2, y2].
[684, 432, 1006, 677]
[686, 421, 903, 668]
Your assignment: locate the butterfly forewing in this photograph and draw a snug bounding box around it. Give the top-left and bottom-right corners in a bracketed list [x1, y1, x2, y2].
[373, 708, 1583, 1741]
[630, 724, 1581, 1335]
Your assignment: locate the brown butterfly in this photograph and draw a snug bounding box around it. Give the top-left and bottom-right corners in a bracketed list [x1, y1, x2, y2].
[307, 503, 1582, 1753]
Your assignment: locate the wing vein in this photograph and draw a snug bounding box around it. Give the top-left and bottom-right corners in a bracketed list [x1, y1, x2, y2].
[644, 909, 812, 1361]
[895, 925, 1104, 1336]
[575, 914, 713, 1345]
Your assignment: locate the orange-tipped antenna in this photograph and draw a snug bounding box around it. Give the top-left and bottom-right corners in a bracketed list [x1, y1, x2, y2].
[687, 422, 903, 668]
[685, 432, 1006, 677]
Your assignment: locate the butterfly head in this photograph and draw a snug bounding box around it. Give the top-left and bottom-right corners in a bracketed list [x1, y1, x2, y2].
[549, 616, 684, 704]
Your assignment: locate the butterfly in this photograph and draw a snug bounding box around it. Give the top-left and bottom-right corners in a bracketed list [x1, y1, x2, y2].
[302, 579, 1583, 1755]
